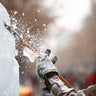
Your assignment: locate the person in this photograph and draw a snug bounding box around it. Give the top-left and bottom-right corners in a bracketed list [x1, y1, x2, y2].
[0, 3, 19, 96]
[35, 49, 96, 96]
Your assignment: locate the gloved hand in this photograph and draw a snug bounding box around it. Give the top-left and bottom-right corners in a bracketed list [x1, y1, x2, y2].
[36, 49, 58, 79]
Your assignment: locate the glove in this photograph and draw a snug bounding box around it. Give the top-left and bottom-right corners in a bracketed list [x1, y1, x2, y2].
[36, 49, 58, 79]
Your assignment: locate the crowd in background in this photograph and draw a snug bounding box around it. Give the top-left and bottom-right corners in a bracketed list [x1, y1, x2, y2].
[63, 68, 96, 90]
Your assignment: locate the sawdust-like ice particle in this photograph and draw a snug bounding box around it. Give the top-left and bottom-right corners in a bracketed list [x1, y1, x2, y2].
[22, 12, 24, 16]
[37, 9, 40, 13]
[21, 71, 24, 75]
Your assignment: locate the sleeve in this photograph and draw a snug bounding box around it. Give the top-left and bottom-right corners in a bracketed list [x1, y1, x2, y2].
[44, 74, 88, 96]
[45, 75, 76, 96]
[82, 84, 96, 96]
[68, 84, 96, 96]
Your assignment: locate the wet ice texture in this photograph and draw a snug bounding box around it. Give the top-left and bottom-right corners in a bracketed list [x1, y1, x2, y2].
[0, 3, 19, 95]
[0, 3, 10, 25]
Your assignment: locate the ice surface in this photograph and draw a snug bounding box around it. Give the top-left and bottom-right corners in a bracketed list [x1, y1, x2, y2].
[0, 3, 10, 25]
[0, 3, 19, 95]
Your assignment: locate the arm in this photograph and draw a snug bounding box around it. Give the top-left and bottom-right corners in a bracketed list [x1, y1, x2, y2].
[44, 73, 75, 96]
[36, 49, 96, 96]
[36, 49, 77, 96]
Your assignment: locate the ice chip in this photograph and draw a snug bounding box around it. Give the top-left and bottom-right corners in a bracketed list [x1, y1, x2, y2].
[23, 47, 38, 63]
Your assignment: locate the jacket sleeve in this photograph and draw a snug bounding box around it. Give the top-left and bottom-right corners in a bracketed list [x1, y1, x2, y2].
[49, 75, 96, 96]
[82, 84, 96, 96]
[44, 73, 96, 96]
[44, 74, 76, 96]
[68, 84, 96, 96]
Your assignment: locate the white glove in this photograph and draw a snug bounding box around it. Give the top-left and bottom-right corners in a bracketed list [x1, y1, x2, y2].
[36, 49, 58, 79]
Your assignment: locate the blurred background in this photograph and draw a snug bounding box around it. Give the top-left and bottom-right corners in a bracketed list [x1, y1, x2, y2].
[1, 0, 96, 96]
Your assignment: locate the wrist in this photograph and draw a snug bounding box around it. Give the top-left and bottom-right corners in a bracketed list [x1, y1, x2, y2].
[45, 75, 74, 96]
